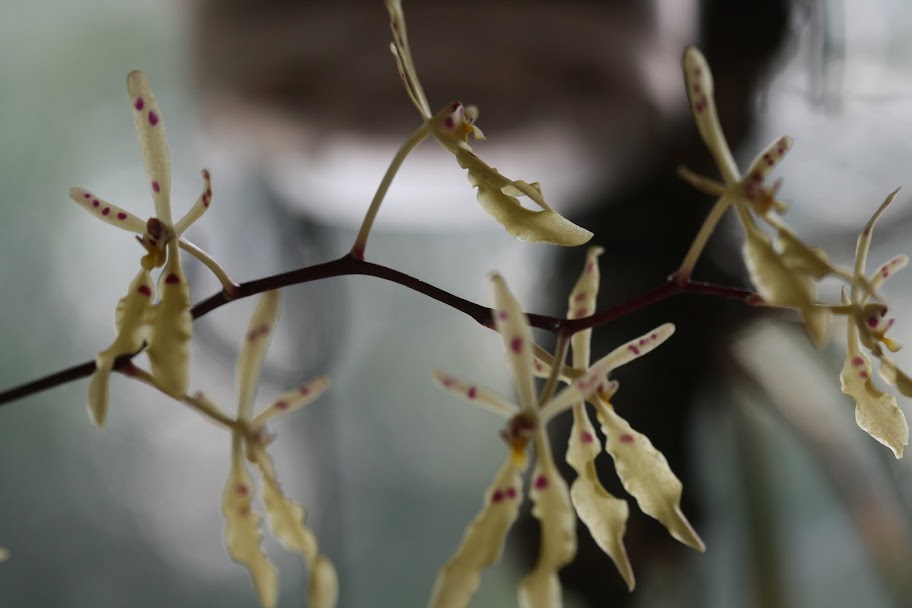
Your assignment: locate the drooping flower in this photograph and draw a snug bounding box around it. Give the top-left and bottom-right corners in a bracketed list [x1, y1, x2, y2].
[383, 0, 592, 247]
[839, 189, 910, 458]
[70, 71, 213, 425]
[209, 289, 337, 608]
[534, 248, 704, 591]
[431, 272, 683, 607]
[678, 47, 849, 346]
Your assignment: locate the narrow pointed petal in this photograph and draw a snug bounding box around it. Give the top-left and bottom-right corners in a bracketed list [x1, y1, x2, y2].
[432, 371, 517, 418]
[174, 169, 213, 236]
[742, 223, 829, 346]
[855, 188, 901, 281]
[251, 446, 337, 607]
[681, 47, 739, 185]
[540, 324, 674, 422]
[518, 439, 576, 608]
[68, 188, 146, 233]
[568, 247, 604, 368]
[870, 255, 908, 290]
[252, 376, 330, 427]
[565, 404, 634, 589]
[743, 136, 792, 193]
[88, 268, 154, 427]
[146, 248, 192, 397]
[223, 435, 278, 608]
[127, 71, 173, 226]
[384, 0, 431, 117]
[596, 402, 704, 552]
[491, 274, 537, 412]
[457, 149, 592, 246]
[429, 456, 524, 608]
[841, 351, 908, 458]
[237, 290, 280, 419]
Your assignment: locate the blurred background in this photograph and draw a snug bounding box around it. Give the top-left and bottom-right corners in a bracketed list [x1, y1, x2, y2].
[1, 0, 912, 606]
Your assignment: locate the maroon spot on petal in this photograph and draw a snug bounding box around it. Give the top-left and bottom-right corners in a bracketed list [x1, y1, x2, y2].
[467, 386, 477, 399]
[237, 506, 250, 517]
[506, 487, 517, 499]
[151, 181, 160, 193]
[693, 67, 702, 77]
[441, 376, 455, 388]
[510, 337, 523, 354]
[134, 97, 144, 111]
[627, 344, 640, 356]
[102, 207, 110, 216]
[586, 261, 594, 273]
[275, 400, 289, 410]
[534, 475, 549, 489]
[236, 483, 249, 496]
[117, 212, 127, 220]
[82, 192, 90, 199]
[867, 316, 879, 328]
[497, 311, 508, 320]
[444, 117, 454, 129]
[164, 273, 180, 284]
[693, 83, 701, 93]
[92, 199, 100, 208]
[148, 111, 159, 126]
[639, 338, 646, 346]
[860, 371, 870, 380]
[573, 292, 586, 303]
[491, 489, 504, 503]
[763, 153, 774, 166]
[581, 431, 595, 444]
[651, 333, 657, 340]
[575, 308, 588, 317]
[852, 356, 865, 367]
[619, 433, 635, 444]
[137, 285, 152, 297]
[883, 267, 891, 278]
[299, 385, 311, 396]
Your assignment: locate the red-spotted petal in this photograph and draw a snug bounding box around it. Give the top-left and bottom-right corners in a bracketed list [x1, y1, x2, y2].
[68, 188, 146, 233]
[127, 71, 172, 226]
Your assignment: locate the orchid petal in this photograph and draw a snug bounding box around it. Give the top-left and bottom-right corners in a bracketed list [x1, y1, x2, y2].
[429, 455, 524, 608]
[384, 0, 431, 118]
[250, 446, 338, 608]
[841, 350, 908, 458]
[870, 255, 908, 290]
[236, 290, 280, 420]
[223, 434, 278, 608]
[540, 324, 675, 422]
[595, 401, 704, 552]
[174, 169, 213, 236]
[518, 437, 576, 608]
[491, 274, 537, 412]
[252, 376, 330, 428]
[68, 188, 146, 233]
[432, 370, 517, 418]
[743, 136, 792, 193]
[854, 189, 901, 282]
[742, 222, 829, 346]
[89, 267, 154, 427]
[878, 355, 912, 399]
[457, 149, 593, 246]
[127, 71, 173, 226]
[681, 47, 738, 185]
[568, 247, 604, 368]
[146, 247, 192, 397]
[776, 227, 835, 280]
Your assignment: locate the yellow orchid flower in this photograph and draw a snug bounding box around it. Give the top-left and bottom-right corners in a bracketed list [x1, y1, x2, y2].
[70, 71, 214, 425]
[431, 273, 678, 607]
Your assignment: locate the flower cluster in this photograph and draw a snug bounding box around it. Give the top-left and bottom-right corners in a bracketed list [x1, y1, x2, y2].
[678, 47, 910, 458]
[69, 74, 337, 607]
[430, 250, 701, 605]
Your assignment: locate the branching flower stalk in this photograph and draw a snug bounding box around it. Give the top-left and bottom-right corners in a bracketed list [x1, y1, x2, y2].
[1, 2, 911, 607]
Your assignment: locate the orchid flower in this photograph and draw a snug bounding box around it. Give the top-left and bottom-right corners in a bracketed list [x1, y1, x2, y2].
[678, 47, 853, 346]
[210, 290, 337, 608]
[839, 189, 910, 458]
[70, 72, 215, 425]
[534, 248, 704, 591]
[382, 0, 592, 247]
[431, 273, 679, 607]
